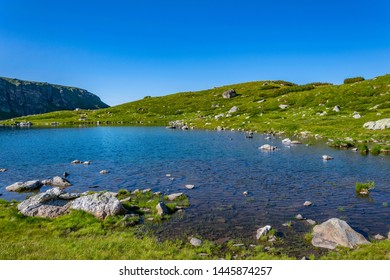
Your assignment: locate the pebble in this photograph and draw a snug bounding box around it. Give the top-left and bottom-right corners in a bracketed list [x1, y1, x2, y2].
[295, 214, 304, 220]
[190, 237, 202, 246]
[303, 201, 312, 206]
[374, 234, 385, 240]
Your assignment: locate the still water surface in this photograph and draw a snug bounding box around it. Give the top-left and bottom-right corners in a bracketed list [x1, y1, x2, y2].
[0, 126, 389, 246]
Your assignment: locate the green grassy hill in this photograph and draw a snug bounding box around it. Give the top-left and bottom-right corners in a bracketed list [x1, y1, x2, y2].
[2, 74, 389, 149]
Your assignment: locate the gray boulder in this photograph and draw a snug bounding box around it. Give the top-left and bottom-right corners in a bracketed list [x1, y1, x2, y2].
[156, 202, 169, 216]
[363, 118, 390, 130]
[6, 180, 43, 192]
[222, 89, 236, 99]
[51, 176, 72, 187]
[71, 192, 125, 219]
[312, 218, 370, 249]
[256, 225, 272, 239]
[17, 188, 71, 218]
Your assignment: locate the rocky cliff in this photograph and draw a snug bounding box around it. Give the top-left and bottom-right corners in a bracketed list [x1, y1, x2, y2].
[0, 77, 109, 119]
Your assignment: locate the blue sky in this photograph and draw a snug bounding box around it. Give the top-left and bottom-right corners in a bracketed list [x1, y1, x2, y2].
[1, 0, 389, 106]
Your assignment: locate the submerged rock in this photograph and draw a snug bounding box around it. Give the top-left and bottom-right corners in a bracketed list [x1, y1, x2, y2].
[6, 180, 43, 192]
[71, 192, 125, 219]
[256, 225, 272, 239]
[311, 218, 370, 249]
[99, 170, 109, 174]
[0, 168, 7, 172]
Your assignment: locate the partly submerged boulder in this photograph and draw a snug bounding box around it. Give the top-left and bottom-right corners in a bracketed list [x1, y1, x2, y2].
[311, 218, 370, 249]
[51, 176, 72, 187]
[71, 192, 125, 219]
[6, 180, 43, 192]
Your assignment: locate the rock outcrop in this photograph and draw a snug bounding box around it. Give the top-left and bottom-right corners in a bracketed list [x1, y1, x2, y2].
[0, 77, 109, 120]
[363, 118, 390, 130]
[17, 188, 72, 218]
[311, 218, 370, 249]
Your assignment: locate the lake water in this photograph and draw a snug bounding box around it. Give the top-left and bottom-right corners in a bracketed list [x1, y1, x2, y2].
[0, 126, 389, 252]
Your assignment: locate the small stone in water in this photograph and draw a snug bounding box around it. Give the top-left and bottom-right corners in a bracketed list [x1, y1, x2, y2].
[185, 184, 195, 189]
[303, 201, 312, 206]
[71, 160, 81, 164]
[374, 234, 385, 240]
[99, 170, 109, 174]
[243, 191, 249, 195]
[295, 214, 304, 220]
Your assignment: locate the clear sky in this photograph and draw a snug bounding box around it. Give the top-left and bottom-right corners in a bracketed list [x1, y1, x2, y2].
[1, 0, 389, 106]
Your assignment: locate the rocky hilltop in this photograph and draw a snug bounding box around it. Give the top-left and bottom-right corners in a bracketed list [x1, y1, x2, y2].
[0, 77, 109, 119]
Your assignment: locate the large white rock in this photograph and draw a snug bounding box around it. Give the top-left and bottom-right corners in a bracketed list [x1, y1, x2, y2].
[71, 192, 125, 219]
[312, 218, 370, 249]
[363, 118, 390, 130]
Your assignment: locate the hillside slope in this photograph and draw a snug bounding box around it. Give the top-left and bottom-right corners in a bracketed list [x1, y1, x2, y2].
[0, 77, 109, 119]
[2, 74, 389, 146]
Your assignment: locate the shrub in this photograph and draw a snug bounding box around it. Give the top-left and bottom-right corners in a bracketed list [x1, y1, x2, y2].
[370, 145, 381, 155]
[344, 77, 365, 84]
[358, 144, 369, 154]
[355, 181, 375, 195]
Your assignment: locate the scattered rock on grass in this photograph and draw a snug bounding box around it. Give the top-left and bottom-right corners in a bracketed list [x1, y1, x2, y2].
[190, 237, 202, 246]
[222, 89, 236, 99]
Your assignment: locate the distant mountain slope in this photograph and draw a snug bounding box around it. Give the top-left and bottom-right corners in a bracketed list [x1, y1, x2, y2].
[0, 77, 109, 119]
